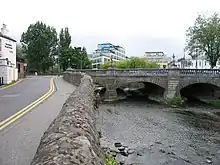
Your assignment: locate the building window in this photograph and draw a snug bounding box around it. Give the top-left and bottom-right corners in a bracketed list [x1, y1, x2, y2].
[205, 61, 207, 66]
[199, 61, 201, 66]
[97, 64, 100, 69]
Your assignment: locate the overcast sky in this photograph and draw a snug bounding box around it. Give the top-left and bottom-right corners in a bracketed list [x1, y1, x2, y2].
[1, 0, 220, 58]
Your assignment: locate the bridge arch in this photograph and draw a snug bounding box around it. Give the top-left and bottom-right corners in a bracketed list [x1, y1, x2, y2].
[179, 78, 220, 91]
[118, 77, 167, 89]
[179, 79, 220, 101]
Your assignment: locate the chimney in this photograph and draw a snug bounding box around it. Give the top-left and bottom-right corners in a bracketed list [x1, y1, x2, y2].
[1, 24, 9, 36]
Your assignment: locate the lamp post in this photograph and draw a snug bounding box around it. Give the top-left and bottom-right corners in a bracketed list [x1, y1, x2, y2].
[80, 52, 82, 70]
[172, 53, 175, 67]
[68, 58, 70, 69]
[110, 54, 113, 67]
[183, 50, 186, 69]
[195, 49, 198, 69]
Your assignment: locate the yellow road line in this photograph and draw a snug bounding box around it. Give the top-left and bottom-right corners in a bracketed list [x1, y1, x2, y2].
[0, 79, 23, 90]
[0, 77, 55, 131]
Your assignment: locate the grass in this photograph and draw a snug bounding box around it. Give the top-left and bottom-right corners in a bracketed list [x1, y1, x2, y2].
[105, 155, 117, 165]
[165, 96, 185, 107]
[208, 99, 220, 108]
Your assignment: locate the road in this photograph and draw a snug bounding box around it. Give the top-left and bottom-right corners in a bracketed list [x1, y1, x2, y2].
[0, 76, 51, 122]
[0, 76, 75, 165]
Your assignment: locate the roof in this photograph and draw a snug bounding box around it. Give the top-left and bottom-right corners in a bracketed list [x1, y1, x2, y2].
[145, 51, 164, 54]
[0, 32, 16, 42]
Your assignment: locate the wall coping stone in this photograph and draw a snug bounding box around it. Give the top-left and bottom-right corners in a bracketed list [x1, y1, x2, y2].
[30, 72, 104, 165]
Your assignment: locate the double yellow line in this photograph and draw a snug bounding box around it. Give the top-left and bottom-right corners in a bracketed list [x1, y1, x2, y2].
[0, 77, 55, 131]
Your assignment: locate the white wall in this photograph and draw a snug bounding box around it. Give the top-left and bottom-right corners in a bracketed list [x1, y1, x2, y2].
[0, 37, 16, 68]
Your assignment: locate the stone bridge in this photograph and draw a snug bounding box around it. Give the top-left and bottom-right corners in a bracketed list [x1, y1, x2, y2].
[67, 68, 220, 101]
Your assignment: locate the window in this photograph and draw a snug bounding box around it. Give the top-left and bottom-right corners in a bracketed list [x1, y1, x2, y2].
[199, 61, 201, 66]
[97, 64, 100, 69]
[205, 61, 207, 66]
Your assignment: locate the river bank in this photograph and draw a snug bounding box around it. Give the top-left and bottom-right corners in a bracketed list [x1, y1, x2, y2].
[95, 99, 220, 165]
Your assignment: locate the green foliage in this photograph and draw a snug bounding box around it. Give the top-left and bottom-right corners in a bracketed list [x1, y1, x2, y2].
[209, 100, 220, 107]
[105, 156, 117, 165]
[67, 47, 92, 69]
[58, 28, 91, 70]
[20, 21, 58, 73]
[166, 96, 185, 107]
[59, 27, 72, 71]
[185, 13, 220, 68]
[101, 57, 160, 69]
[16, 44, 27, 60]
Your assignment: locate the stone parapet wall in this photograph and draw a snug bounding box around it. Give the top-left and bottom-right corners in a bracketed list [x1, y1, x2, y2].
[30, 72, 104, 165]
[63, 71, 84, 86]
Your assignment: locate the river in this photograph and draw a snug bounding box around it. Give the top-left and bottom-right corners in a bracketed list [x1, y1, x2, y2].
[95, 98, 220, 165]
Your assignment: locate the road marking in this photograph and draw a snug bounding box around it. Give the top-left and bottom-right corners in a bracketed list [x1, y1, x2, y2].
[0, 79, 23, 90]
[0, 94, 20, 98]
[0, 77, 55, 131]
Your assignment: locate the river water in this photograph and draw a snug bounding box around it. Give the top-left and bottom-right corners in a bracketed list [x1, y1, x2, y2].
[95, 98, 220, 165]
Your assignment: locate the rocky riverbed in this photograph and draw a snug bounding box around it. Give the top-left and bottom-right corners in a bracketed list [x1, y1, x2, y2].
[95, 98, 220, 165]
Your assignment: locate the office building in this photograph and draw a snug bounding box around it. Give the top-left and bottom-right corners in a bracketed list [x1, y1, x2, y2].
[144, 51, 171, 68]
[90, 43, 126, 69]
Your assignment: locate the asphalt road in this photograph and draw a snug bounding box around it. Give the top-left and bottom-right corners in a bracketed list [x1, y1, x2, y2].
[0, 76, 51, 122]
[0, 77, 75, 165]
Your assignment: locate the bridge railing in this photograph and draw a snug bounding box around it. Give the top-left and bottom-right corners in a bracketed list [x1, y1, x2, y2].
[179, 69, 220, 77]
[66, 68, 220, 77]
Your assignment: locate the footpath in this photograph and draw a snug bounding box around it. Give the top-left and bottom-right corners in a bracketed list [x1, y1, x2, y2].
[0, 77, 75, 165]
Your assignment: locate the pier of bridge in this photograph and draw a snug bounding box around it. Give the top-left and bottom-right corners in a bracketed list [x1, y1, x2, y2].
[66, 68, 220, 102]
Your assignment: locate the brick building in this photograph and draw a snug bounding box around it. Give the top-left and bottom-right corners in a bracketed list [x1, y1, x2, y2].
[16, 57, 26, 79]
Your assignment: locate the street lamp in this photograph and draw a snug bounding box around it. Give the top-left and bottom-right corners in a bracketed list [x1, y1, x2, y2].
[183, 49, 186, 69]
[195, 49, 198, 69]
[172, 53, 175, 67]
[68, 58, 70, 69]
[110, 54, 113, 67]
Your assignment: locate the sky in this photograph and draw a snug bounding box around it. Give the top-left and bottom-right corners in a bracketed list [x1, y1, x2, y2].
[1, 0, 220, 58]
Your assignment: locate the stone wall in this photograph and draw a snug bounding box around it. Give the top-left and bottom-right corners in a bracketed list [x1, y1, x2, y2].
[30, 72, 104, 165]
[63, 71, 84, 86]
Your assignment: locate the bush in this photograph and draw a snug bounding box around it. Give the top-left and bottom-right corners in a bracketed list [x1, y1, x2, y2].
[105, 156, 117, 165]
[166, 96, 185, 107]
[209, 100, 220, 108]
[101, 57, 160, 69]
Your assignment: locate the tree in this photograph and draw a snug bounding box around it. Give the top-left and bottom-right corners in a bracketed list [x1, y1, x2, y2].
[185, 13, 220, 68]
[70, 47, 92, 69]
[20, 21, 58, 73]
[59, 27, 72, 71]
[101, 57, 160, 69]
[16, 43, 27, 60]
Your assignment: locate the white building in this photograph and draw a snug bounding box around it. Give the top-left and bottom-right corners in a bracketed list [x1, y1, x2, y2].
[144, 51, 171, 68]
[175, 55, 220, 69]
[0, 24, 18, 84]
[90, 43, 127, 69]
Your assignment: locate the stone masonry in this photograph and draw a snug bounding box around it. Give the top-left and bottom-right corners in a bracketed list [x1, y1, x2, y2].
[30, 72, 104, 165]
[67, 68, 220, 101]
